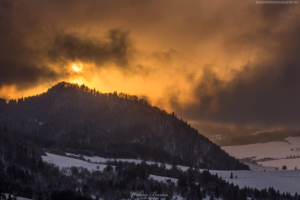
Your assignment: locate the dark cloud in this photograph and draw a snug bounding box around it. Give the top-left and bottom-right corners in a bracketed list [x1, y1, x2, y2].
[0, 1, 57, 89]
[0, 0, 135, 90]
[259, 4, 292, 22]
[172, 18, 300, 127]
[48, 29, 133, 67]
[169, 3, 300, 128]
[174, 64, 300, 127]
[0, 62, 59, 90]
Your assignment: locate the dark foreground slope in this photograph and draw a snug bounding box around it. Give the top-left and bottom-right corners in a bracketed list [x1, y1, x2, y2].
[0, 82, 248, 170]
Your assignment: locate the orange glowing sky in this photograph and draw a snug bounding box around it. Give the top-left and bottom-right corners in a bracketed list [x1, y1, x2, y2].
[0, 0, 299, 136]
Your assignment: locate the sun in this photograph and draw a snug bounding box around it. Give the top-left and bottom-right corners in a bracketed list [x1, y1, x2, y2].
[72, 63, 83, 72]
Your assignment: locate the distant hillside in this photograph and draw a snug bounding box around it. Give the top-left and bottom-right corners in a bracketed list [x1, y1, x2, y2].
[0, 82, 248, 170]
[217, 131, 300, 147]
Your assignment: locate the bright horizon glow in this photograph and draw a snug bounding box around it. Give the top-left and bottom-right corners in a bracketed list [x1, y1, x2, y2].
[72, 80, 84, 85]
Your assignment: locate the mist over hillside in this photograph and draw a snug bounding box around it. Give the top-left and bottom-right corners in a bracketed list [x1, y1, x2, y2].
[0, 82, 248, 170]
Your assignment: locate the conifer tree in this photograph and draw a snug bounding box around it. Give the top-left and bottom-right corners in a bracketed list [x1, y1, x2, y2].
[3, 125, 7, 132]
[37, 157, 44, 171]
[215, 186, 220, 198]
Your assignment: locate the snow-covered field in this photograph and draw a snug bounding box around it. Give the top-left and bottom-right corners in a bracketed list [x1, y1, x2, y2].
[217, 136, 300, 193]
[257, 158, 300, 170]
[42, 153, 111, 172]
[208, 168, 300, 194]
[222, 136, 300, 160]
[41, 152, 300, 194]
[65, 152, 190, 171]
[150, 165, 300, 194]
[222, 136, 300, 170]
[243, 162, 277, 171]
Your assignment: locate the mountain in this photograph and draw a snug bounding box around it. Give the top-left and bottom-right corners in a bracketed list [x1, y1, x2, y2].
[0, 82, 248, 170]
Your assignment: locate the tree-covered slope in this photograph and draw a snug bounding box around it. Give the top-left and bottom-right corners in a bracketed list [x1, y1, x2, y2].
[0, 82, 248, 170]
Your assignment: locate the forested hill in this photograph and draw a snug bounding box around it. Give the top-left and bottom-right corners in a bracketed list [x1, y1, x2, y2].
[0, 82, 248, 170]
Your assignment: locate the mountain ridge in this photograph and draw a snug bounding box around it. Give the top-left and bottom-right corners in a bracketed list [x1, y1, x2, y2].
[0, 81, 249, 170]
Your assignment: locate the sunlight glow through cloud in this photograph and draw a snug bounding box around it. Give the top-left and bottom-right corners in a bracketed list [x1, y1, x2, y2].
[72, 63, 83, 72]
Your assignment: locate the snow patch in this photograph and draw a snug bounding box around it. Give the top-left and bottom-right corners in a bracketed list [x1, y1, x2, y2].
[42, 153, 111, 172]
[4, 194, 32, 200]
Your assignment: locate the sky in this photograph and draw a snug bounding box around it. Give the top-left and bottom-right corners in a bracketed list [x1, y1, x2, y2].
[0, 0, 299, 136]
